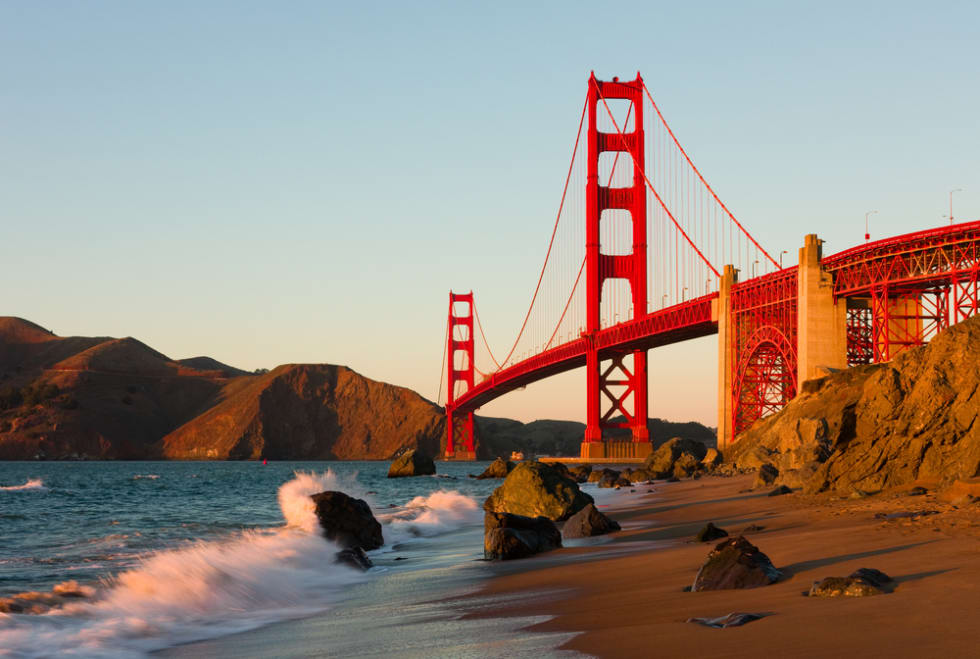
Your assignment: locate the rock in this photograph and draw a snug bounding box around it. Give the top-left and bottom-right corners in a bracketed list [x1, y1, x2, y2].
[644, 437, 708, 477]
[484, 511, 562, 560]
[568, 464, 592, 483]
[727, 316, 980, 497]
[483, 461, 594, 521]
[387, 449, 436, 478]
[673, 453, 702, 479]
[335, 547, 373, 571]
[687, 612, 768, 628]
[476, 457, 515, 479]
[701, 448, 722, 468]
[768, 485, 792, 497]
[595, 468, 622, 488]
[694, 522, 729, 542]
[562, 503, 621, 538]
[692, 536, 782, 591]
[808, 568, 892, 597]
[940, 477, 980, 504]
[310, 491, 384, 550]
[628, 469, 653, 483]
[753, 463, 779, 489]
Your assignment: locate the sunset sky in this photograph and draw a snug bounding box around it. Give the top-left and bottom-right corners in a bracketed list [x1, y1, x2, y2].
[3, 1, 978, 427]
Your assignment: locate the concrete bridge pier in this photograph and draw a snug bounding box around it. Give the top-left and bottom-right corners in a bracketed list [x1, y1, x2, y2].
[715, 264, 737, 449]
[796, 234, 848, 384]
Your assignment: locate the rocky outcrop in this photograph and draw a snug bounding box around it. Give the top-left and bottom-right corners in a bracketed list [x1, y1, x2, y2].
[162, 364, 447, 460]
[476, 457, 515, 479]
[644, 437, 708, 478]
[334, 547, 373, 571]
[808, 568, 893, 597]
[562, 503, 621, 538]
[692, 536, 782, 591]
[484, 511, 562, 560]
[388, 449, 436, 478]
[310, 491, 384, 550]
[483, 461, 594, 521]
[726, 316, 980, 496]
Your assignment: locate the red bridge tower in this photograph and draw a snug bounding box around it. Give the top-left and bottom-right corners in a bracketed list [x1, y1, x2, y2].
[445, 291, 476, 459]
[583, 73, 651, 460]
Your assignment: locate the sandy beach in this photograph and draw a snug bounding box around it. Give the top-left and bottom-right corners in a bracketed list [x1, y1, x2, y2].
[467, 474, 980, 658]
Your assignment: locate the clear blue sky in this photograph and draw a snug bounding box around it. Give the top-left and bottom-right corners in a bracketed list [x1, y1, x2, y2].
[3, 1, 977, 427]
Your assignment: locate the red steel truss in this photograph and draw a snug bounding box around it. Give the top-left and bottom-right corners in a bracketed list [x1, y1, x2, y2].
[730, 268, 798, 435]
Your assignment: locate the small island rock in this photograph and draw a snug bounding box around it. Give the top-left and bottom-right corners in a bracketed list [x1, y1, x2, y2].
[387, 449, 436, 478]
[476, 457, 515, 479]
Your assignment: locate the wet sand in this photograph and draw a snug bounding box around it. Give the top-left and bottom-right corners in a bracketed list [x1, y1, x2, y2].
[466, 474, 980, 658]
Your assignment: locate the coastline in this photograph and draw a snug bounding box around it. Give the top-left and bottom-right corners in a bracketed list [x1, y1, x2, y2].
[464, 474, 980, 657]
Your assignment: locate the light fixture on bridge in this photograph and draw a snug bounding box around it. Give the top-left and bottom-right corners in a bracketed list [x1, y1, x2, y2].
[780, 250, 788, 268]
[948, 189, 963, 225]
[865, 210, 878, 241]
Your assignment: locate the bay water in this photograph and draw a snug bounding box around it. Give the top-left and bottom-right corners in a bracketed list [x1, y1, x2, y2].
[0, 461, 589, 657]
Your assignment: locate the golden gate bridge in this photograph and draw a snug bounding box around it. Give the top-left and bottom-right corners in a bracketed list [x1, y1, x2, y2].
[438, 72, 980, 460]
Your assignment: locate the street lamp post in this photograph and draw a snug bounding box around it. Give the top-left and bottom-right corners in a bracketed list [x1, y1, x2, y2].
[661, 293, 668, 309]
[779, 250, 788, 268]
[949, 189, 963, 225]
[865, 210, 878, 241]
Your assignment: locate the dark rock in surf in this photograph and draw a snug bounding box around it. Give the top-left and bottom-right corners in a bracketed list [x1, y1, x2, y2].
[387, 449, 436, 478]
[484, 511, 562, 560]
[310, 490, 384, 550]
[335, 547, 373, 571]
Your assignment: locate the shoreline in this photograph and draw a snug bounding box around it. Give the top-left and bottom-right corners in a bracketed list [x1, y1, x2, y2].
[463, 473, 980, 657]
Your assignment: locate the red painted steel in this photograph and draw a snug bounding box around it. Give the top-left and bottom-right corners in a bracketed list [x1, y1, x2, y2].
[441, 76, 980, 450]
[585, 73, 649, 443]
[446, 292, 475, 456]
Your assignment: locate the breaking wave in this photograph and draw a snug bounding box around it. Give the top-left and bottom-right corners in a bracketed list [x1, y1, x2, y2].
[0, 478, 46, 492]
[0, 472, 367, 658]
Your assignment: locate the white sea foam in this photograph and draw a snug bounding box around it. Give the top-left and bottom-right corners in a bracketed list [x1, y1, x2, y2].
[380, 490, 481, 543]
[277, 469, 372, 534]
[0, 473, 367, 658]
[0, 477, 46, 492]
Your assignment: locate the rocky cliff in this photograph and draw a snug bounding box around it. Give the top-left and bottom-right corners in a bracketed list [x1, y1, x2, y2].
[726, 315, 980, 495]
[0, 318, 238, 459]
[160, 364, 446, 460]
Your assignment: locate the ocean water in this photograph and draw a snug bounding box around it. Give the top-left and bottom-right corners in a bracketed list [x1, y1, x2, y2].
[0, 460, 559, 658]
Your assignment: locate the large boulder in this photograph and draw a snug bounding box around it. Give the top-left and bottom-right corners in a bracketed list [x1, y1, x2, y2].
[726, 316, 980, 496]
[311, 491, 384, 550]
[484, 511, 562, 560]
[692, 536, 782, 591]
[476, 457, 514, 479]
[483, 461, 594, 521]
[694, 522, 729, 543]
[562, 503, 621, 538]
[644, 437, 708, 478]
[387, 449, 436, 478]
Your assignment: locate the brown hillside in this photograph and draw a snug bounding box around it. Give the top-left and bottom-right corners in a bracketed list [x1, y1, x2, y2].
[0, 319, 249, 460]
[159, 364, 447, 460]
[726, 314, 980, 495]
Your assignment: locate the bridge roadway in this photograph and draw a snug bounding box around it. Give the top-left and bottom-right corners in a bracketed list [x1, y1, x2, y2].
[449, 221, 980, 427]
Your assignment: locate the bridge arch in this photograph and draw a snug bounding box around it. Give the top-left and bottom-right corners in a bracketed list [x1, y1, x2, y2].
[733, 325, 798, 434]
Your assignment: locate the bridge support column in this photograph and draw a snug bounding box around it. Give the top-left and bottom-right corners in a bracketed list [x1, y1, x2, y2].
[445, 292, 476, 460]
[715, 264, 737, 449]
[797, 234, 847, 385]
